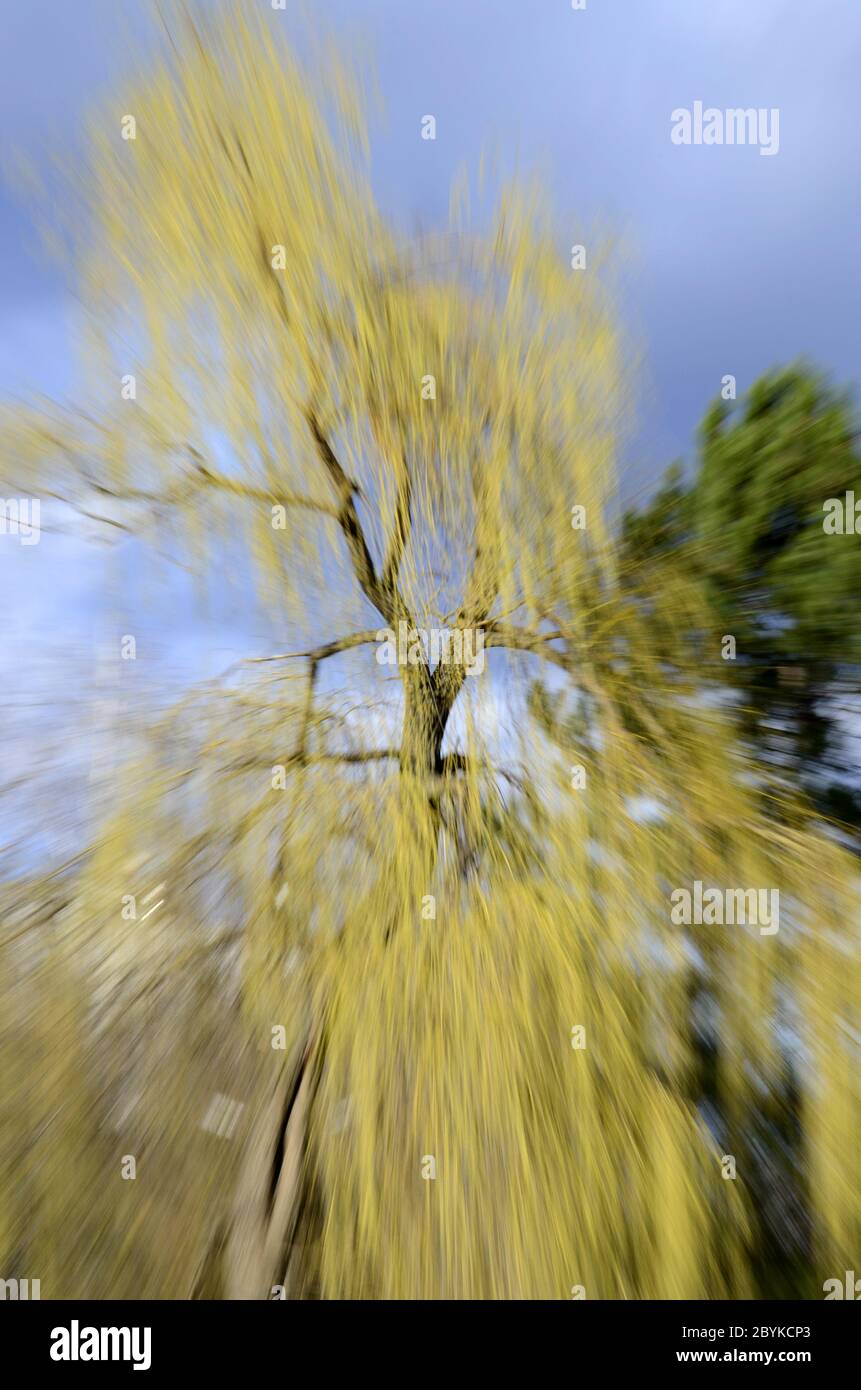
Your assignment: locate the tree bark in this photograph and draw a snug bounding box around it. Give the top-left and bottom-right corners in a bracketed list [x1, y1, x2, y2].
[225, 1033, 316, 1300]
[226, 655, 463, 1296]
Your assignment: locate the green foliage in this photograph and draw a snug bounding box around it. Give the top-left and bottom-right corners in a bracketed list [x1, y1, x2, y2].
[696, 367, 861, 660]
[624, 366, 861, 815]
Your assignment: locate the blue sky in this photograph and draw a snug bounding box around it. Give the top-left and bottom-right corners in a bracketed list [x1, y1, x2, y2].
[3, 1, 860, 468]
[1, 0, 860, 812]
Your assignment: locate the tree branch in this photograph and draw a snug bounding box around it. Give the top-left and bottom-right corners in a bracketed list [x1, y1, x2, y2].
[237, 630, 382, 672]
[23, 442, 341, 537]
[306, 411, 400, 625]
[484, 623, 569, 669]
[220, 749, 400, 777]
[439, 752, 525, 789]
[380, 460, 412, 597]
[185, 450, 339, 518]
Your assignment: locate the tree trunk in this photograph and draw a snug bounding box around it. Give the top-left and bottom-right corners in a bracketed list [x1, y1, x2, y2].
[225, 1032, 316, 1299]
[225, 660, 461, 1296]
[399, 663, 446, 776]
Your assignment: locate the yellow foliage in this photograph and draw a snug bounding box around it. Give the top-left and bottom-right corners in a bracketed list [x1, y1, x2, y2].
[0, 3, 857, 1300]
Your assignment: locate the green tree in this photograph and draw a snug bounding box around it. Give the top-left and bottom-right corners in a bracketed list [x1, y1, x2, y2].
[624, 366, 861, 824]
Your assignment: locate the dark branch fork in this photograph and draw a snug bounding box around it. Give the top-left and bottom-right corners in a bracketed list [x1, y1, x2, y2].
[255, 218, 576, 763]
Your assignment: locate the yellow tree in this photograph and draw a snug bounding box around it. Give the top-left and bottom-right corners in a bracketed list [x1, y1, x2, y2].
[1, 4, 857, 1299]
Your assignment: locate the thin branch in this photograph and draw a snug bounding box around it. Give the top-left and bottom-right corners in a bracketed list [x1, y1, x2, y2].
[315, 750, 399, 764]
[185, 449, 339, 518]
[297, 657, 319, 764]
[439, 752, 525, 790]
[29, 451, 340, 538]
[243, 631, 381, 669]
[218, 749, 400, 777]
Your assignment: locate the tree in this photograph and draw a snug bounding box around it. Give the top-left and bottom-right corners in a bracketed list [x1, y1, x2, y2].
[1, 6, 858, 1299]
[623, 366, 861, 825]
